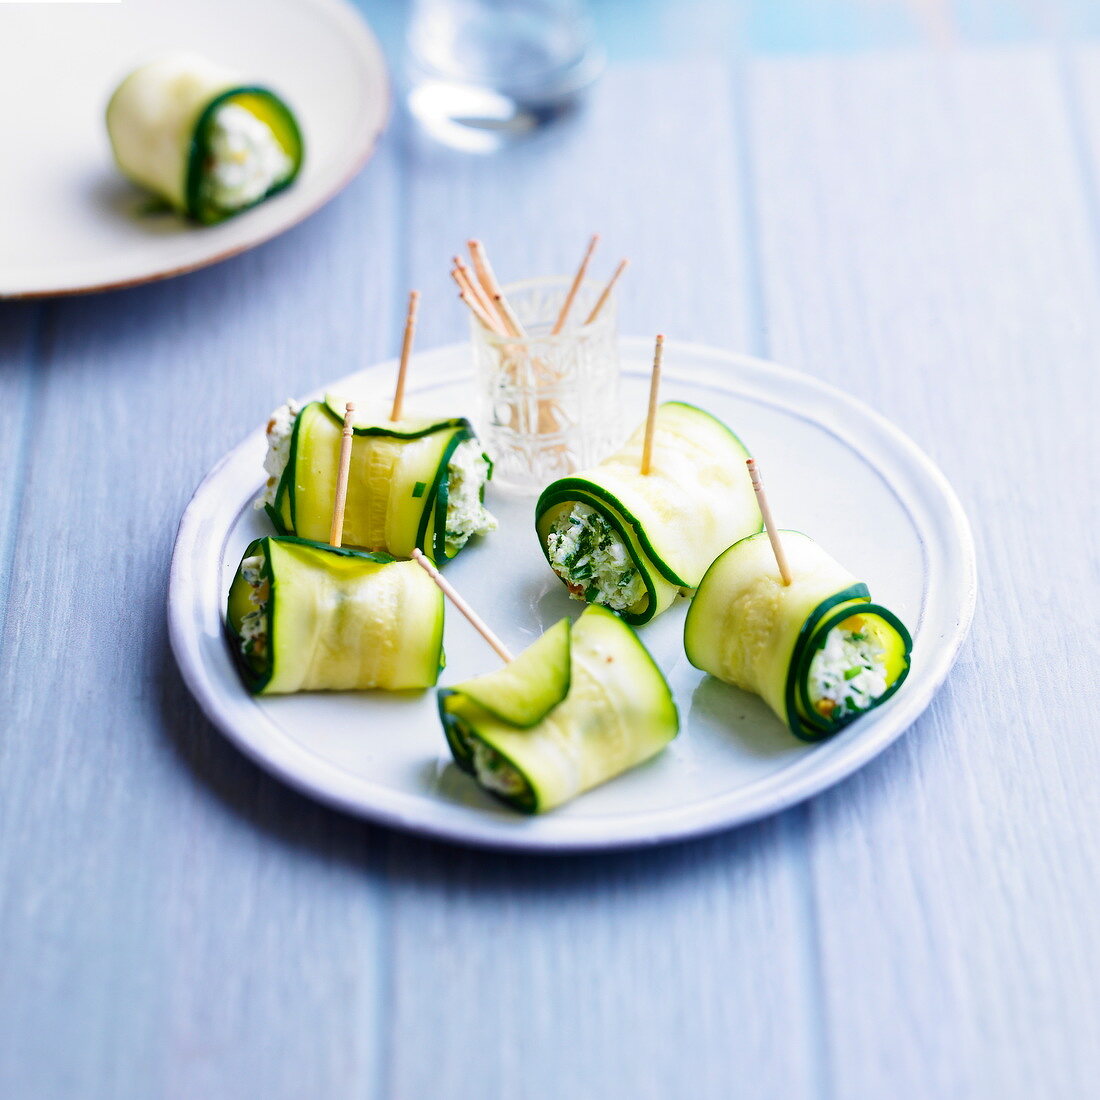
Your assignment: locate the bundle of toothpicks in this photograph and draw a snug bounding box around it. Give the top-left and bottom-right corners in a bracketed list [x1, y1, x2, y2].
[451, 236, 626, 339]
[450, 236, 627, 439]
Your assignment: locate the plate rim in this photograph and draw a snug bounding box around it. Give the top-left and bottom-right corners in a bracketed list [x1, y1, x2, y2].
[168, 338, 977, 853]
[0, 0, 390, 300]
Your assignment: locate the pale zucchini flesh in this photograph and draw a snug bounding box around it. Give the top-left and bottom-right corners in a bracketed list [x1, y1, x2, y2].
[439, 605, 679, 812]
[684, 530, 912, 740]
[535, 402, 762, 624]
[106, 53, 302, 223]
[226, 536, 444, 695]
[450, 617, 571, 728]
[268, 401, 479, 562]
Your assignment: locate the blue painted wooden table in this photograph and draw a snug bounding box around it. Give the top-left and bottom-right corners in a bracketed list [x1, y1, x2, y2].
[3, 2, 1099, 1096]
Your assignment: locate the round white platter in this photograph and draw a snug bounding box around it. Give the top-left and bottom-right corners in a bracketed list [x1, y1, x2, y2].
[168, 338, 976, 852]
[0, 0, 388, 298]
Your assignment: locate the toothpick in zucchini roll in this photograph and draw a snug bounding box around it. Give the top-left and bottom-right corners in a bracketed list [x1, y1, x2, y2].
[437, 606, 678, 813]
[684, 531, 912, 740]
[106, 54, 303, 224]
[535, 402, 762, 624]
[226, 536, 444, 694]
[259, 397, 497, 563]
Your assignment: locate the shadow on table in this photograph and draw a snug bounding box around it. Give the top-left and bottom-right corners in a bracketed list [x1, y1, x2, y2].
[157, 647, 801, 897]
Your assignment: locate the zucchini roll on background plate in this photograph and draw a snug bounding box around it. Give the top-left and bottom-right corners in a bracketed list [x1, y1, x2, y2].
[226, 536, 444, 694]
[684, 531, 912, 740]
[261, 397, 496, 563]
[535, 401, 762, 624]
[438, 606, 679, 813]
[106, 53, 303, 224]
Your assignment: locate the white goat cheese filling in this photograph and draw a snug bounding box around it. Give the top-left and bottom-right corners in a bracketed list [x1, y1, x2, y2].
[238, 554, 270, 660]
[545, 503, 645, 613]
[256, 399, 301, 509]
[444, 439, 497, 555]
[206, 103, 293, 211]
[808, 621, 888, 720]
[471, 737, 527, 797]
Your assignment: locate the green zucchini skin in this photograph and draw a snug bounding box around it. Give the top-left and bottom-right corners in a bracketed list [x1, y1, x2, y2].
[225, 535, 444, 695]
[684, 530, 912, 741]
[534, 401, 762, 625]
[437, 606, 679, 813]
[269, 402, 491, 564]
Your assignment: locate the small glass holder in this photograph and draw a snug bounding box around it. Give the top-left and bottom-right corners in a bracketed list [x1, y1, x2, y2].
[470, 276, 621, 493]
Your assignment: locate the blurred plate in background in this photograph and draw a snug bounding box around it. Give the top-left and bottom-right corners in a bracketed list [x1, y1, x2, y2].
[0, 0, 388, 298]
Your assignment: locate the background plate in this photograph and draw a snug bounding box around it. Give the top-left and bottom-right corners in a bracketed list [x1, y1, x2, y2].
[0, 0, 387, 298]
[168, 338, 976, 852]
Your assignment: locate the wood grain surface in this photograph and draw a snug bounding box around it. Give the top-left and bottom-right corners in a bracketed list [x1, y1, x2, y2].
[2, 2, 1099, 1097]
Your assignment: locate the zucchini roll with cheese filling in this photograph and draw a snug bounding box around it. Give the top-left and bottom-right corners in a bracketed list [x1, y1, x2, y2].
[261, 398, 497, 563]
[535, 402, 762, 624]
[106, 53, 303, 224]
[684, 531, 912, 740]
[226, 536, 444, 694]
[438, 606, 678, 813]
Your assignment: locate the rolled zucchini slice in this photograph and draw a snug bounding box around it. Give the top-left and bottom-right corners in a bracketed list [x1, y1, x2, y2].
[226, 535, 444, 695]
[438, 605, 679, 813]
[535, 402, 762, 624]
[106, 53, 303, 224]
[684, 531, 912, 740]
[263, 399, 496, 563]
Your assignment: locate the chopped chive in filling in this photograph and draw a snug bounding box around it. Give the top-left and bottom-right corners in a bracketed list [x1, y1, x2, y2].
[545, 503, 645, 613]
[238, 555, 270, 663]
[808, 616, 888, 721]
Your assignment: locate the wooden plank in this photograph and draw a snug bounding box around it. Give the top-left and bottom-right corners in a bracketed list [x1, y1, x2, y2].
[0, 303, 40, 658]
[383, 63, 819, 1100]
[0, 148, 404, 1097]
[384, 821, 818, 1100]
[749, 47, 1100, 1098]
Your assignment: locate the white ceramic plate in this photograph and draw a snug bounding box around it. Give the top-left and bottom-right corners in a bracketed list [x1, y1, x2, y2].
[0, 0, 387, 298]
[169, 339, 976, 852]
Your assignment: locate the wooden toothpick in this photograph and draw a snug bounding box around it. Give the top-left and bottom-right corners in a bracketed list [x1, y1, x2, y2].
[583, 258, 628, 326]
[390, 290, 420, 422]
[551, 233, 599, 335]
[467, 238, 496, 297]
[468, 239, 525, 337]
[491, 292, 526, 339]
[456, 284, 508, 336]
[328, 402, 356, 547]
[640, 334, 664, 476]
[411, 549, 514, 663]
[453, 256, 503, 328]
[746, 458, 793, 586]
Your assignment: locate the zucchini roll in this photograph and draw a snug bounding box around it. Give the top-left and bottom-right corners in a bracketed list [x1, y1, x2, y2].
[226, 536, 444, 695]
[260, 398, 497, 563]
[535, 402, 762, 624]
[106, 53, 303, 224]
[684, 531, 912, 740]
[438, 606, 678, 813]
